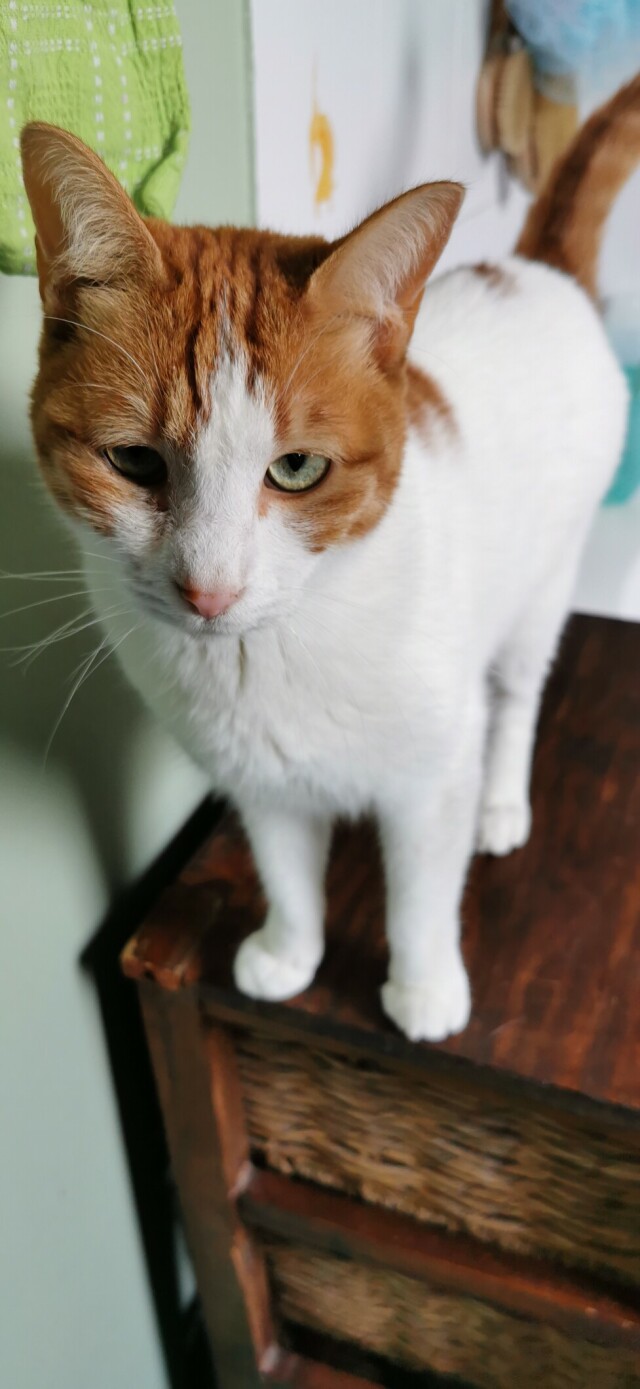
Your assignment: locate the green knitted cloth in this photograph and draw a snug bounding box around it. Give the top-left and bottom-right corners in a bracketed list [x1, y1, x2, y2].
[0, 0, 190, 275]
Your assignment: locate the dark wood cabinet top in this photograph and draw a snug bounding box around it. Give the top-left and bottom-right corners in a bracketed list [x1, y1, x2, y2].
[123, 614, 640, 1119]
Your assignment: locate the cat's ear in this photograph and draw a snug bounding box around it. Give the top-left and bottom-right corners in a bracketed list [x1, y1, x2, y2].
[307, 182, 463, 366]
[20, 123, 162, 303]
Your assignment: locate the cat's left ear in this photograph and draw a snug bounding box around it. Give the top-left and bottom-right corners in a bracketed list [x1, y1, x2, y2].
[307, 182, 464, 367]
[21, 122, 162, 304]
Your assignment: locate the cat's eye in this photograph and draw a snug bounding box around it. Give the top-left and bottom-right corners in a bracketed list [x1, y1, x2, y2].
[104, 445, 167, 487]
[266, 452, 331, 493]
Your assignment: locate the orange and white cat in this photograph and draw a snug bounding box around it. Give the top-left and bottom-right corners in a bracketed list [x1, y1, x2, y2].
[20, 78, 640, 1041]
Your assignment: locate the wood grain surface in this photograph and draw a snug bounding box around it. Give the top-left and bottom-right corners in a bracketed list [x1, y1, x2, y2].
[138, 985, 274, 1388]
[123, 615, 640, 1115]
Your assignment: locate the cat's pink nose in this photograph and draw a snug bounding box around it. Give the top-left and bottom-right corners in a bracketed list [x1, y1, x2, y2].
[176, 584, 241, 619]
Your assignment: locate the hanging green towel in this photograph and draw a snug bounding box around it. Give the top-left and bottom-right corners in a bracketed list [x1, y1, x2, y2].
[0, 0, 191, 276]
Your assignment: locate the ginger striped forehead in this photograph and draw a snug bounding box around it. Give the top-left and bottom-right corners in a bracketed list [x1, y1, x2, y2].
[135, 221, 338, 445]
[21, 121, 462, 549]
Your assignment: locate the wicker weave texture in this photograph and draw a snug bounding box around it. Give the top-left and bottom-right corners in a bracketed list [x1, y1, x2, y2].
[266, 1242, 640, 1389]
[236, 1031, 639, 1285]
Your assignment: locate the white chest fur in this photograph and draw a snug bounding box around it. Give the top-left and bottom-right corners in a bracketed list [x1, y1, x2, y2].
[87, 260, 626, 819]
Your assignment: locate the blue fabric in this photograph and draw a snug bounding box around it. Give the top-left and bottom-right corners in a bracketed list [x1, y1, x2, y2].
[507, 0, 640, 76]
[605, 366, 640, 505]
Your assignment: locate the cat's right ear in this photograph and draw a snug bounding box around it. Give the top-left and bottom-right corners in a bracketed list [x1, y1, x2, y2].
[20, 123, 162, 304]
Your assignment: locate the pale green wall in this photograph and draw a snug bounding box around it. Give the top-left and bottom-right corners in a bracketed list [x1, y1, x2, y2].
[0, 3, 253, 1386]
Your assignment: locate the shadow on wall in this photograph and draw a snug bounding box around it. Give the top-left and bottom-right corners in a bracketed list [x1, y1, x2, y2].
[0, 446, 156, 892]
[0, 435, 209, 894]
[81, 796, 219, 1389]
[0, 431, 220, 1387]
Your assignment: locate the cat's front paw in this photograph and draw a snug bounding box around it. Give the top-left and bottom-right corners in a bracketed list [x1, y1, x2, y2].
[476, 800, 531, 856]
[381, 956, 471, 1043]
[233, 928, 320, 1002]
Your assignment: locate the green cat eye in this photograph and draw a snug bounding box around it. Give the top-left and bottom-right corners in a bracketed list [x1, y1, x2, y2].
[104, 445, 167, 487]
[266, 452, 330, 493]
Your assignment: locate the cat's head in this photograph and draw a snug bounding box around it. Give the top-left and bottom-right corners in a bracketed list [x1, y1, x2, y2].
[21, 124, 462, 636]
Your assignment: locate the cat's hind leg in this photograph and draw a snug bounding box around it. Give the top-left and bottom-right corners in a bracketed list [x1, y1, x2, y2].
[477, 553, 582, 856]
[233, 805, 332, 1000]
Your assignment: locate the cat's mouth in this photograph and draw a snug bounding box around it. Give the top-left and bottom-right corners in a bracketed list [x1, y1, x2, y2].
[178, 603, 281, 642]
[133, 588, 266, 640]
[127, 567, 284, 640]
[138, 598, 237, 636]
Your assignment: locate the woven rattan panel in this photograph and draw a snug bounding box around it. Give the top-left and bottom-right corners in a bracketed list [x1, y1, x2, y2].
[265, 1240, 640, 1389]
[236, 1029, 639, 1286]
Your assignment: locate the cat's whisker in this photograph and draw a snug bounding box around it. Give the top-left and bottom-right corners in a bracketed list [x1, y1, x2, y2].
[282, 310, 353, 399]
[0, 585, 118, 621]
[14, 606, 130, 670]
[143, 322, 162, 388]
[278, 584, 384, 620]
[6, 602, 126, 665]
[285, 620, 376, 747]
[42, 316, 154, 391]
[292, 604, 426, 716]
[0, 568, 88, 581]
[8, 607, 95, 663]
[408, 345, 460, 374]
[76, 382, 150, 413]
[23, 634, 99, 674]
[285, 337, 354, 397]
[64, 633, 115, 689]
[43, 619, 141, 766]
[42, 638, 112, 767]
[279, 581, 450, 654]
[284, 623, 335, 702]
[80, 551, 122, 565]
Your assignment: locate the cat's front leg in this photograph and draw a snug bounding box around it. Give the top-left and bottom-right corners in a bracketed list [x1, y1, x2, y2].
[233, 805, 332, 1002]
[378, 713, 485, 1043]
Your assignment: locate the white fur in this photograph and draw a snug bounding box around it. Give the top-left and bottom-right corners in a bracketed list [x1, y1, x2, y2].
[83, 258, 628, 1041]
[23, 128, 158, 285]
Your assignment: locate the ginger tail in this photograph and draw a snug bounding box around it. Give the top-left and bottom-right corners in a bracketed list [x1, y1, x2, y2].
[516, 73, 640, 297]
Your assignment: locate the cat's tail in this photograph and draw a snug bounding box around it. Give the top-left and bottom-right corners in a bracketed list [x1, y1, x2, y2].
[516, 72, 640, 296]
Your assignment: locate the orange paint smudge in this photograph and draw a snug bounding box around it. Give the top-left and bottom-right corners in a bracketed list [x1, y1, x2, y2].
[309, 91, 334, 206]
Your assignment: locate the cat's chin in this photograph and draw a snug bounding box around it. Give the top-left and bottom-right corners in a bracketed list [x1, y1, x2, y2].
[186, 603, 288, 641]
[140, 603, 272, 642]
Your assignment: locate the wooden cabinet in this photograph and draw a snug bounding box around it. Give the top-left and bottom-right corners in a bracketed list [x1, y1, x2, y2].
[122, 615, 640, 1388]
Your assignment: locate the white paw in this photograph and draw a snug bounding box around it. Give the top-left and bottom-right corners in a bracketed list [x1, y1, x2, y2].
[381, 956, 471, 1043]
[476, 800, 531, 856]
[233, 928, 319, 1002]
